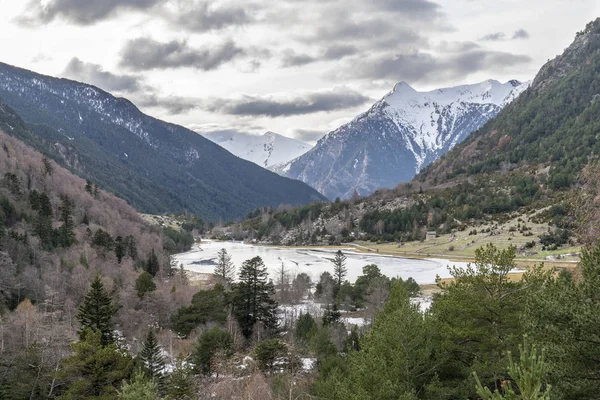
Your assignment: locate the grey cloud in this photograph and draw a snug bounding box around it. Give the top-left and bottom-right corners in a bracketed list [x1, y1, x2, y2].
[20, 0, 160, 25]
[437, 41, 480, 53]
[294, 129, 325, 142]
[323, 44, 358, 59]
[480, 32, 506, 41]
[61, 57, 197, 114]
[480, 29, 530, 42]
[281, 50, 316, 67]
[202, 87, 371, 117]
[135, 93, 199, 114]
[119, 38, 244, 70]
[369, 0, 442, 17]
[341, 50, 531, 83]
[512, 29, 530, 39]
[63, 57, 142, 92]
[281, 45, 358, 68]
[308, 17, 429, 55]
[173, 1, 252, 32]
[317, 18, 419, 42]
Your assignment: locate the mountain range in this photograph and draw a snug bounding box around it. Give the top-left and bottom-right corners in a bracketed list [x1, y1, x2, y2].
[0, 62, 326, 221]
[203, 131, 312, 168]
[244, 18, 600, 249]
[276, 79, 530, 200]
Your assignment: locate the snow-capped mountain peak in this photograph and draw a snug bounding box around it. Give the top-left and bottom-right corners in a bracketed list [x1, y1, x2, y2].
[203, 131, 313, 168]
[278, 79, 531, 200]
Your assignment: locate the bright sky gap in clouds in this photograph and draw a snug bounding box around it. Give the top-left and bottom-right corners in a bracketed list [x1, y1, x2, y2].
[0, 0, 598, 143]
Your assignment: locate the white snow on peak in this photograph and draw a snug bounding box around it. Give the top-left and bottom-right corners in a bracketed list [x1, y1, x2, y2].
[384, 79, 529, 109]
[204, 131, 313, 168]
[379, 79, 531, 169]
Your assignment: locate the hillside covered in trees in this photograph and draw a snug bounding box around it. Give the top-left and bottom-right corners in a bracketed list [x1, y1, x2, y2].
[0, 126, 200, 398]
[418, 18, 600, 190]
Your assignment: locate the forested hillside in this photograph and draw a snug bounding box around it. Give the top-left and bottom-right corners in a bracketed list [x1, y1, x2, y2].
[0, 63, 326, 221]
[0, 126, 199, 397]
[418, 18, 600, 190]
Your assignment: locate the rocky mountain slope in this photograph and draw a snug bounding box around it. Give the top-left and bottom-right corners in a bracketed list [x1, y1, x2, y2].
[278, 79, 529, 200]
[0, 62, 326, 220]
[204, 131, 312, 168]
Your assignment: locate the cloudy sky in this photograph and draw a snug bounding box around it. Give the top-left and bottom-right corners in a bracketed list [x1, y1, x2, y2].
[0, 0, 597, 143]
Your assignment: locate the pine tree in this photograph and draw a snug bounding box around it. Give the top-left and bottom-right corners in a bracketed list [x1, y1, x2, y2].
[135, 272, 157, 299]
[31, 191, 53, 249]
[192, 327, 233, 376]
[332, 250, 347, 300]
[146, 250, 160, 277]
[118, 370, 159, 400]
[58, 329, 133, 399]
[164, 359, 195, 400]
[57, 195, 75, 247]
[115, 236, 126, 264]
[474, 338, 551, 399]
[125, 235, 138, 260]
[232, 256, 279, 339]
[76, 275, 117, 346]
[140, 330, 165, 385]
[85, 179, 93, 194]
[214, 248, 235, 285]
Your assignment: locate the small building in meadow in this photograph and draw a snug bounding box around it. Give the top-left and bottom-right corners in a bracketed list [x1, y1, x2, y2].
[426, 231, 437, 241]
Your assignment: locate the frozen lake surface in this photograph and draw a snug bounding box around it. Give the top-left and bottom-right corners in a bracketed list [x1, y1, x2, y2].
[175, 241, 469, 284]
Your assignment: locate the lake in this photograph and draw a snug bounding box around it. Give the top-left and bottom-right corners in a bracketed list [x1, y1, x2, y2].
[174, 241, 469, 284]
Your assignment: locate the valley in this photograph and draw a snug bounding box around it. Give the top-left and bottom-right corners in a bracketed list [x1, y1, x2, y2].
[0, 5, 599, 400]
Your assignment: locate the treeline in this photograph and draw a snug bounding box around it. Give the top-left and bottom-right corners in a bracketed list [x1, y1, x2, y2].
[240, 171, 573, 246]
[360, 174, 548, 242]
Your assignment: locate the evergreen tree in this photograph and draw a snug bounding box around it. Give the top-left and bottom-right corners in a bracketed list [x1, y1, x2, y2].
[125, 235, 137, 260]
[214, 248, 235, 285]
[139, 330, 165, 385]
[255, 338, 289, 374]
[170, 285, 228, 337]
[232, 256, 279, 339]
[135, 272, 156, 299]
[118, 370, 159, 400]
[164, 359, 195, 400]
[58, 329, 133, 399]
[526, 240, 600, 398]
[314, 282, 438, 399]
[322, 303, 341, 326]
[332, 250, 347, 300]
[191, 327, 233, 376]
[115, 236, 125, 264]
[57, 195, 75, 247]
[85, 179, 93, 194]
[474, 338, 551, 399]
[431, 243, 527, 396]
[296, 312, 317, 343]
[76, 275, 117, 346]
[146, 250, 160, 277]
[92, 229, 114, 252]
[30, 190, 53, 248]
